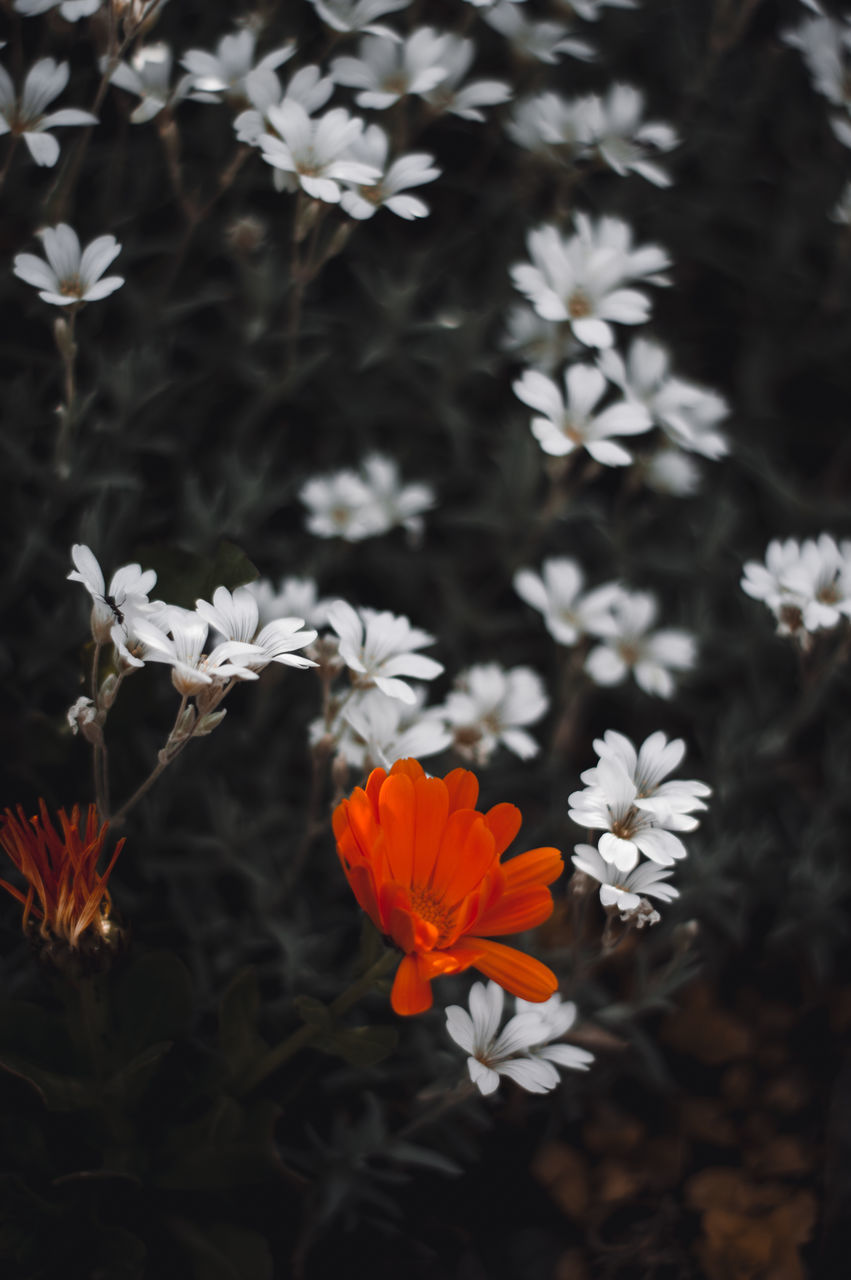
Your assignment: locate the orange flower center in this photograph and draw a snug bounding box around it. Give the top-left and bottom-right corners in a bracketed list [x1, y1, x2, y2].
[409, 884, 454, 943]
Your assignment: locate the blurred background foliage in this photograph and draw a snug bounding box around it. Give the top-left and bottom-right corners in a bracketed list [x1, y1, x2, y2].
[1, 0, 850, 1276]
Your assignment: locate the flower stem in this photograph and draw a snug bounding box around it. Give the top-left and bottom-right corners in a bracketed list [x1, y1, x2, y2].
[110, 692, 192, 827]
[238, 949, 397, 1094]
[54, 307, 78, 479]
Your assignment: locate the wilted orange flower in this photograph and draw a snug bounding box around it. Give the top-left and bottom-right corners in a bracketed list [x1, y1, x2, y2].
[0, 801, 124, 948]
[333, 758, 563, 1015]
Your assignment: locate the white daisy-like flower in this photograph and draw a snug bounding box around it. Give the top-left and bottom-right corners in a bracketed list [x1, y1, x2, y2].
[581, 729, 711, 822]
[301, 454, 434, 540]
[568, 756, 695, 873]
[327, 686, 452, 770]
[14, 225, 124, 306]
[513, 363, 651, 464]
[0, 58, 98, 167]
[513, 558, 623, 646]
[245, 576, 333, 630]
[741, 535, 851, 639]
[67, 543, 157, 656]
[584, 588, 696, 699]
[327, 600, 443, 704]
[501, 304, 580, 373]
[599, 338, 729, 460]
[571, 843, 679, 912]
[107, 43, 193, 124]
[439, 663, 548, 763]
[446, 982, 592, 1097]
[420, 36, 511, 122]
[514, 992, 595, 1075]
[340, 125, 440, 220]
[506, 92, 588, 156]
[576, 83, 677, 186]
[511, 217, 671, 349]
[331, 28, 451, 110]
[182, 29, 295, 104]
[308, 0, 411, 39]
[133, 605, 263, 697]
[14, 0, 100, 19]
[234, 63, 335, 148]
[194, 586, 318, 672]
[483, 2, 594, 64]
[257, 101, 380, 203]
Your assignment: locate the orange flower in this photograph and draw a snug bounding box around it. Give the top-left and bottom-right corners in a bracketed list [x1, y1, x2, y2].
[0, 801, 124, 948]
[333, 758, 563, 1015]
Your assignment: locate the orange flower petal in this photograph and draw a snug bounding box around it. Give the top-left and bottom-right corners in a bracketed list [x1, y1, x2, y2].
[429, 809, 495, 902]
[443, 767, 479, 813]
[452, 936, 558, 1002]
[378, 772, 417, 884]
[483, 803, 522, 857]
[364, 767, 388, 817]
[388, 758, 426, 783]
[471, 887, 555, 937]
[502, 846, 564, 891]
[391, 953, 433, 1015]
[411, 775, 451, 887]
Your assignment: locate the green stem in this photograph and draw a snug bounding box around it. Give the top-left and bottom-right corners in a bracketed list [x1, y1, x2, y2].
[239, 950, 397, 1094]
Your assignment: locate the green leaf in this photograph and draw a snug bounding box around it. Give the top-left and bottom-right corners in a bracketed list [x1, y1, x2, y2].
[218, 968, 268, 1083]
[0, 1054, 93, 1111]
[104, 1040, 173, 1108]
[314, 1024, 399, 1067]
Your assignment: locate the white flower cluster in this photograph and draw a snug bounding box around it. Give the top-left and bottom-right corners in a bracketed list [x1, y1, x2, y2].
[435, 663, 549, 764]
[784, 1, 851, 150]
[446, 981, 593, 1097]
[301, 453, 434, 541]
[67, 544, 317, 713]
[508, 84, 677, 187]
[741, 533, 851, 646]
[569, 730, 710, 923]
[515, 557, 696, 699]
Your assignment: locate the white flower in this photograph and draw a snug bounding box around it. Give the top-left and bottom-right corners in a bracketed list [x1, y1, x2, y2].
[340, 125, 440, 220]
[67, 543, 157, 652]
[14, 0, 100, 19]
[257, 102, 380, 203]
[599, 338, 729, 459]
[183, 30, 295, 104]
[332, 28, 452, 110]
[133, 605, 263, 696]
[585, 589, 696, 698]
[581, 729, 711, 822]
[234, 63, 335, 147]
[245, 576, 333, 630]
[571, 843, 679, 913]
[511, 216, 671, 349]
[0, 58, 97, 167]
[643, 447, 702, 497]
[327, 600, 443, 704]
[513, 558, 623, 645]
[440, 663, 548, 763]
[194, 586, 318, 671]
[327, 686, 451, 769]
[484, 2, 594, 64]
[420, 36, 511, 121]
[576, 84, 677, 186]
[570, 0, 637, 17]
[446, 982, 592, 1097]
[741, 535, 851, 638]
[108, 43, 193, 124]
[14, 225, 124, 306]
[301, 454, 434, 539]
[568, 755, 695, 874]
[67, 696, 98, 736]
[501, 304, 580, 372]
[513, 363, 651, 464]
[308, 0, 411, 38]
[506, 92, 588, 156]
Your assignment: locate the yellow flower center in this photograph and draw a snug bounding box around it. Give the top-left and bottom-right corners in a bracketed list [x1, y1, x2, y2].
[409, 885, 454, 942]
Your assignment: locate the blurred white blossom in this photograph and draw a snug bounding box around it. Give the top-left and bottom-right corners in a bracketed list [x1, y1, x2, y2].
[182, 29, 295, 104]
[14, 0, 100, 18]
[331, 29, 451, 109]
[784, 7, 851, 147]
[741, 534, 851, 642]
[301, 454, 434, 540]
[514, 558, 623, 645]
[484, 2, 594, 63]
[584, 588, 696, 698]
[511, 215, 671, 349]
[340, 125, 440, 220]
[513, 362, 651, 464]
[0, 58, 97, 167]
[308, 0, 411, 38]
[439, 663, 548, 763]
[107, 43, 193, 123]
[246, 576, 333, 630]
[421, 36, 511, 121]
[324, 686, 451, 770]
[14, 225, 124, 305]
[195, 586, 318, 672]
[257, 102, 379, 202]
[572, 843, 679, 914]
